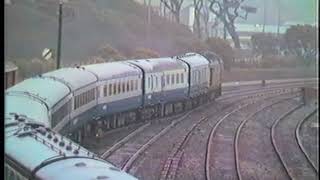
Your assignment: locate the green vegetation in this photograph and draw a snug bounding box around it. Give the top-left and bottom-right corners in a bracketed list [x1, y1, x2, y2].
[131, 48, 160, 59]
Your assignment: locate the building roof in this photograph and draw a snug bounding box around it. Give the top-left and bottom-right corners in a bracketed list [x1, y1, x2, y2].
[5, 61, 18, 73]
[235, 23, 289, 34]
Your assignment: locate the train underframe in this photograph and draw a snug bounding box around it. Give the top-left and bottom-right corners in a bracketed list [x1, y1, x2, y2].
[70, 85, 221, 144]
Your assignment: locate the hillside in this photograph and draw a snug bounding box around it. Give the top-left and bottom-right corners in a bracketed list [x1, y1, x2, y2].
[5, 0, 198, 65]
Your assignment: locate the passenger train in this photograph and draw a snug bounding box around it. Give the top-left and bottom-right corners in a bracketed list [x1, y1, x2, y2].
[5, 52, 223, 179]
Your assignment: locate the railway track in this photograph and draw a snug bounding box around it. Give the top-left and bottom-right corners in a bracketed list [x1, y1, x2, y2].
[103, 101, 218, 170]
[96, 82, 310, 179]
[271, 104, 318, 180]
[205, 88, 301, 180]
[159, 117, 209, 180]
[296, 108, 319, 174]
[122, 87, 298, 179]
[297, 109, 319, 172]
[88, 81, 314, 156]
[235, 97, 301, 180]
[222, 78, 316, 95]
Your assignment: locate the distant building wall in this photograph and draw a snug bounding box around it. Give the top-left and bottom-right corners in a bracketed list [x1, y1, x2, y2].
[5, 61, 18, 89]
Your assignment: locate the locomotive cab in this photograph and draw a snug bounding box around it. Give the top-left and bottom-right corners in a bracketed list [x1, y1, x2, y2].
[201, 51, 224, 98]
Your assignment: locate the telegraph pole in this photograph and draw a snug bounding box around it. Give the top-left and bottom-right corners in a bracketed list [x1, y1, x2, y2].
[263, 0, 266, 33]
[277, 0, 280, 37]
[57, 1, 63, 69]
[147, 0, 152, 47]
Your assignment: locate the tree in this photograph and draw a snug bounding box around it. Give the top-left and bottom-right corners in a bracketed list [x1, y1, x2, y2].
[208, 0, 256, 48]
[12, 57, 56, 80]
[206, 37, 234, 71]
[284, 25, 318, 61]
[86, 56, 106, 64]
[251, 33, 281, 58]
[193, 0, 204, 39]
[97, 44, 125, 62]
[188, 41, 209, 53]
[201, 0, 215, 39]
[131, 48, 160, 59]
[160, 0, 184, 23]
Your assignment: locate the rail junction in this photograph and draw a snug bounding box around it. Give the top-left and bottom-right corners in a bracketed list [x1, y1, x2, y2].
[82, 78, 318, 180]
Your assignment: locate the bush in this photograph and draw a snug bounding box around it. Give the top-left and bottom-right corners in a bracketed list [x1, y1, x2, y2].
[12, 57, 56, 80]
[205, 38, 234, 71]
[131, 48, 160, 59]
[97, 44, 126, 62]
[259, 55, 302, 68]
[187, 41, 209, 53]
[86, 56, 106, 64]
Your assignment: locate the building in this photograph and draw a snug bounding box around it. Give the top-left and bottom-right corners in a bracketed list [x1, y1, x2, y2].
[5, 61, 18, 89]
[180, 4, 195, 31]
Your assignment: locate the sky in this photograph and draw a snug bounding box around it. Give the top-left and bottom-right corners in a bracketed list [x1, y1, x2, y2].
[149, 0, 318, 25]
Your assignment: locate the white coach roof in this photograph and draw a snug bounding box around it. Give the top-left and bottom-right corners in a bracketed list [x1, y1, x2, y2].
[43, 67, 98, 91]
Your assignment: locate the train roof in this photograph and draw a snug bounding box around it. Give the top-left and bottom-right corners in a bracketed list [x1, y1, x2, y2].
[83, 62, 142, 81]
[5, 95, 50, 127]
[5, 119, 138, 180]
[43, 67, 98, 91]
[5, 123, 136, 180]
[176, 53, 209, 67]
[6, 77, 70, 108]
[127, 57, 188, 73]
[36, 157, 137, 180]
[201, 51, 224, 65]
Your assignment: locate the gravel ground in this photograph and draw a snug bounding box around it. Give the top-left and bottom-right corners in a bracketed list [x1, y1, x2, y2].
[208, 93, 296, 180]
[128, 102, 224, 180]
[223, 68, 317, 82]
[128, 90, 282, 180]
[238, 98, 299, 180]
[106, 119, 172, 168]
[273, 105, 317, 179]
[83, 123, 145, 155]
[299, 109, 319, 171]
[174, 101, 241, 180]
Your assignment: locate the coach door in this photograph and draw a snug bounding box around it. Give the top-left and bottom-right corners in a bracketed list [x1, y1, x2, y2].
[209, 67, 214, 87]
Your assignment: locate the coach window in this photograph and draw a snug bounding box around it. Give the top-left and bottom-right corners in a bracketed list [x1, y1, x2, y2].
[76, 95, 80, 108]
[203, 70, 205, 81]
[181, 73, 184, 83]
[151, 76, 154, 90]
[85, 91, 89, 103]
[113, 83, 117, 95]
[130, 80, 133, 91]
[79, 94, 83, 107]
[85, 91, 88, 104]
[109, 84, 112, 96]
[171, 74, 174, 84]
[135, 80, 138, 90]
[127, 81, 130, 92]
[122, 82, 126, 93]
[118, 82, 121, 94]
[166, 74, 170, 85]
[192, 72, 195, 83]
[176, 73, 179, 84]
